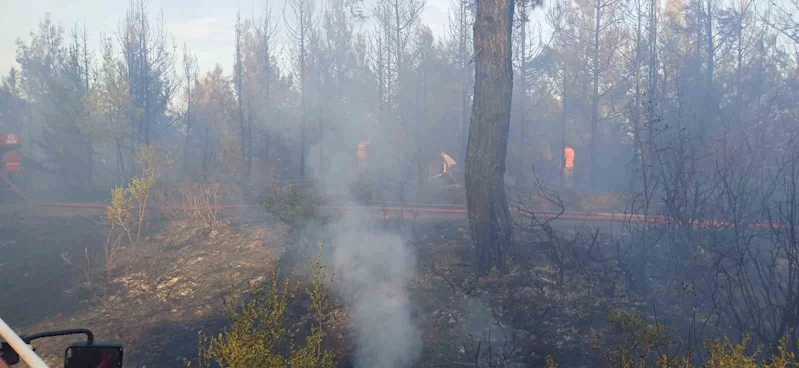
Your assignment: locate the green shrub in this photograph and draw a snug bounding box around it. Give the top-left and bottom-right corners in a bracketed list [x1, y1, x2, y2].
[260, 184, 321, 226]
[595, 309, 799, 368]
[186, 245, 336, 368]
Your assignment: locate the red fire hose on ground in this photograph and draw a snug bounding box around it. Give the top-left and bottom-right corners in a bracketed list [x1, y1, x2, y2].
[3, 175, 794, 229]
[0, 175, 621, 221]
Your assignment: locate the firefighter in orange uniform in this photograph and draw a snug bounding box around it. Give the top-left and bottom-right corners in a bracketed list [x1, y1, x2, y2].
[564, 146, 575, 188]
[357, 141, 369, 173]
[428, 152, 458, 184]
[441, 152, 456, 178]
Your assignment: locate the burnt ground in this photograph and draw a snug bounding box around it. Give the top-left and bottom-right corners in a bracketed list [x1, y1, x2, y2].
[408, 220, 624, 367]
[0, 196, 660, 368]
[0, 205, 106, 327]
[0, 205, 290, 367]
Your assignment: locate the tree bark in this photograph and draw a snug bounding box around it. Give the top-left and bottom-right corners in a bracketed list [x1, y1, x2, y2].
[457, 0, 470, 161]
[590, 0, 601, 188]
[466, 0, 515, 275]
[517, 4, 527, 184]
[235, 13, 246, 177]
[560, 68, 567, 188]
[704, 0, 714, 137]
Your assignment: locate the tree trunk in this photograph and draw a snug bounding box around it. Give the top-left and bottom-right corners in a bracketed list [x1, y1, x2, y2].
[86, 143, 93, 192]
[236, 13, 246, 177]
[466, 0, 515, 275]
[202, 125, 210, 180]
[517, 6, 527, 184]
[247, 113, 253, 179]
[263, 130, 270, 171]
[184, 74, 192, 177]
[590, 0, 601, 189]
[560, 69, 567, 188]
[184, 122, 191, 177]
[646, 0, 658, 184]
[458, 0, 470, 161]
[300, 25, 307, 181]
[417, 64, 425, 188]
[704, 0, 714, 137]
[318, 78, 325, 182]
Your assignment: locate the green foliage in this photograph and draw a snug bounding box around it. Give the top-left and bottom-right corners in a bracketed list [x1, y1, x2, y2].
[703, 335, 799, 368]
[106, 144, 160, 246]
[596, 309, 799, 368]
[601, 309, 679, 367]
[260, 185, 321, 225]
[107, 186, 132, 227]
[186, 245, 336, 368]
[129, 144, 159, 203]
[704, 337, 759, 368]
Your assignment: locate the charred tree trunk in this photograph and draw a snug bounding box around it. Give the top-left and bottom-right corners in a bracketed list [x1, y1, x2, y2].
[560, 69, 567, 188]
[646, 0, 658, 183]
[457, 0, 471, 161]
[466, 0, 515, 275]
[516, 2, 528, 184]
[235, 13, 246, 177]
[704, 0, 714, 137]
[417, 63, 425, 188]
[590, 0, 601, 188]
[247, 108, 253, 178]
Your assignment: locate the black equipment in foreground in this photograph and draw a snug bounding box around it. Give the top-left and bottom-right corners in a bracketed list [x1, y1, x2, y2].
[0, 328, 123, 368]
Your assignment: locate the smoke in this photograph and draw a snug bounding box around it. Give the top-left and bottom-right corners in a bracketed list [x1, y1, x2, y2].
[327, 206, 421, 367]
[305, 124, 421, 366]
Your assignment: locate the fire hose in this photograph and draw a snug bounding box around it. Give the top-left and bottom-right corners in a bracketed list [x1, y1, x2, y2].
[3, 176, 796, 229]
[0, 175, 623, 219]
[0, 174, 639, 220]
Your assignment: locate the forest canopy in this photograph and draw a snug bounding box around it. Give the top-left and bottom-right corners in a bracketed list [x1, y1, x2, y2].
[0, 0, 795, 198]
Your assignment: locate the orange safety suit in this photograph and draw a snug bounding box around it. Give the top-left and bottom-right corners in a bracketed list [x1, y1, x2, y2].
[441, 152, 456, 174]
[564, 146, 575, 170]
[357, 141, 370, 170]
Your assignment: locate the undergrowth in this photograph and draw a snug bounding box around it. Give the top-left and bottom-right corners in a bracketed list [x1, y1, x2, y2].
[259, 184, 321, 226]
[185, 245, 336, 368]
[596, 309, 799, 368]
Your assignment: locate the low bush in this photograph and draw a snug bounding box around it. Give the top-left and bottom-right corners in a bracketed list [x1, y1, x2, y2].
[596, 309, 799, 368]
[186, 245, 336, 368]
[260, 184, 321, 226]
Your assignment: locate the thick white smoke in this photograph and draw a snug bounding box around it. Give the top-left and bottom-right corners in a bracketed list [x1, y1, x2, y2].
[307, 131, 421, 366]
[328, 207, 421, 367]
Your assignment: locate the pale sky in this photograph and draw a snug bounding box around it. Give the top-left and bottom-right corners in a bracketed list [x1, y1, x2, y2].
[0, 0, 464, 77]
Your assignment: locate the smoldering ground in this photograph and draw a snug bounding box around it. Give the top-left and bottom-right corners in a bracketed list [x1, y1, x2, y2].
[306, 203, 422, 368]
[305, 139, 422, 367]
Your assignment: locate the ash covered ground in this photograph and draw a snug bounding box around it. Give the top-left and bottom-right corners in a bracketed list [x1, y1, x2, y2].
[0, 192, 679, 368]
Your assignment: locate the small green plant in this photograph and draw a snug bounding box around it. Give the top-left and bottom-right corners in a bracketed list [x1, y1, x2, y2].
[186, 245, 336, 368]
[106, 144, 160, 248]
[601, 309, 679, 367]
[598, 309, 799, 368]
[703, 335, 799, 368]
[128, 144, 159, 241]
[61, 144, 162, 301]
[260, 184, 320, 226]
[704, 336, 758, 368]
[106, 185, 134, 271]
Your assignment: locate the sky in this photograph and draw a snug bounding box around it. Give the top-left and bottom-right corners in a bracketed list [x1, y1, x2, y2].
[0, 0, 471, 77]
